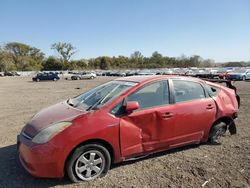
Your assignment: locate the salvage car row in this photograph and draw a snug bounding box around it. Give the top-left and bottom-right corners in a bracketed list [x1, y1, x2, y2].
[97, 67, 250, 81]
[1, 67, 249, 82]
[31, 71, 97, 81]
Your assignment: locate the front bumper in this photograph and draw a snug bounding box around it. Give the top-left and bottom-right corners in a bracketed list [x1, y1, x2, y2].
[17, 134, 65, 178]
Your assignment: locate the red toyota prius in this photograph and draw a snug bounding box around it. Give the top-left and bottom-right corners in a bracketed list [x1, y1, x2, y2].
[17, 75, 239, 182]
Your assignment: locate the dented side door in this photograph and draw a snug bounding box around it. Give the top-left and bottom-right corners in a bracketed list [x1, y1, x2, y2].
[119, 106, 175, 158]
[119, 80, 174, 158]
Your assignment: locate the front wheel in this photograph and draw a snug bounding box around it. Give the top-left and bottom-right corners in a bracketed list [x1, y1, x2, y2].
[242, 76, 246, 81]
[66, 144, 111, 182]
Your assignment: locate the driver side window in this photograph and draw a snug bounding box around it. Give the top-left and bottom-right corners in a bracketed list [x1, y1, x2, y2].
[127, 81, 169, 110]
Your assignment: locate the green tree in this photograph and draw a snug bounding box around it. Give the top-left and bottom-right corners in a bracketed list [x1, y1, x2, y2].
[69, 59, 88, 70]
[223, 62, 243, 67]
[100, 56, 111, 70]
[42, 56, 63, 70]
[3, 42, 44, 70]
[130, 51, 144, 68]
[112, 56, 129, 68]
[0, 49, 16, 71]
[189, 55, 202, 67]
[201, 59, 214, 67]
[149, 51, 165, 67]
[51, 42, 76, 64]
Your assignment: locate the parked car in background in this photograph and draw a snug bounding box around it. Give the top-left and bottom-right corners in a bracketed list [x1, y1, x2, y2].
[32, 72, 60, 82]
[0, 72, 4, 76]
[215, 69, 233, 79]
[62, 71, 77, 80]
[227, 69, 250, 81]
[126, 70, 138, 76]
[108, 71, 126, 77]
[137, 69, 155, 75]
[162, 69, 174, 75]
[71, 72, 96, 80]
[18, 75, 239, 182]
[4, 71, 20, 76]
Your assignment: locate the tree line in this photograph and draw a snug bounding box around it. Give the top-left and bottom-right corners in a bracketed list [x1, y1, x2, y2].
[0, 42, 249, 72]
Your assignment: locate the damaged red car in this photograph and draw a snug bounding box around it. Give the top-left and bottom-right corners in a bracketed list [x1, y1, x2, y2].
[17, 75, 239, 182]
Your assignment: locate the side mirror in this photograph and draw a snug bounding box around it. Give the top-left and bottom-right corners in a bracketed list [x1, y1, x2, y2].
[126, 101, 139, 112]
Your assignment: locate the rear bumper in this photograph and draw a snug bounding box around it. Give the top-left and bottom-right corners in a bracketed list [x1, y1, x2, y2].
[17, 134, 64, 178]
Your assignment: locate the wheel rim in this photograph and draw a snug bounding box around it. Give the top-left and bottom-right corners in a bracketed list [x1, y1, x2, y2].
[75, 150, 105, 181]
[214, 127, 225, 141]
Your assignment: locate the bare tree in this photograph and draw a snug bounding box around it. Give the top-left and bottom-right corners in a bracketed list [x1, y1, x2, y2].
[51, 42, 76, 63]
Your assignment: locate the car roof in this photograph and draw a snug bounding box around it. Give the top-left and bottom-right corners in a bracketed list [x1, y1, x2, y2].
[115, 75, 202, 83]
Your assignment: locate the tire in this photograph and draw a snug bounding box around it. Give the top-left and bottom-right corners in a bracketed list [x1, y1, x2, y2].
[36, 78, 40, 82]
[53, 78, 57, 81]
[66, 143, 111, 182]
[242, 76, 246, 81]
[90, 76, 94, 79]
[209, 122, 227, 144]
[77, 77, 80, 80]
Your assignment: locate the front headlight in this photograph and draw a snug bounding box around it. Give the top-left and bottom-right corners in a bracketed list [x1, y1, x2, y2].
[32, 121, 72, 144]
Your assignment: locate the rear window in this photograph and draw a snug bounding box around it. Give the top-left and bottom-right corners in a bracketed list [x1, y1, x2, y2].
[205, 85, 220, 97]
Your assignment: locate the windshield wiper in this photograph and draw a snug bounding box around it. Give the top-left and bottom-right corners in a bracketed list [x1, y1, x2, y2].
[67, 98, 75, 107]
[87, 85, 120, 111]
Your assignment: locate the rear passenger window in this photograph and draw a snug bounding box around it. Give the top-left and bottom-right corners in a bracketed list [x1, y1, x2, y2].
[205, 85, 220, 97]
[173, 80, 205, 103]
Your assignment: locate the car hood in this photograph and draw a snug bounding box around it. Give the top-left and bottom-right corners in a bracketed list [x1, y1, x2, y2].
[23, 100, 86, 137]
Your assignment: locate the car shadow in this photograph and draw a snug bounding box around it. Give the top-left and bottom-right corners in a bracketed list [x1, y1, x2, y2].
[27, 80, 60, 83]
[0, 144, 71, 188]
[0, 142, 216, 187]
[111, 144, 202, 169]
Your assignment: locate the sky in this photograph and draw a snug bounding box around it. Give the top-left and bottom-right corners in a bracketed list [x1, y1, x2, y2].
[0, 0, 249, 62]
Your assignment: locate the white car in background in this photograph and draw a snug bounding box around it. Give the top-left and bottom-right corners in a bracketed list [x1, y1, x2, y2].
[61, 71, 77, 80]
[71, 72, 97, 80]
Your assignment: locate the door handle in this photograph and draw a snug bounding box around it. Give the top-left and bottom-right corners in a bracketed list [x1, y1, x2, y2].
[206, 104, 214, 110]
[162, 112, 173, 119]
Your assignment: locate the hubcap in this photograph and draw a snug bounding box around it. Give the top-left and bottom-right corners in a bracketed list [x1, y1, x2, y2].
[215, 127, 225, 141]
[75, 150, 105, 181]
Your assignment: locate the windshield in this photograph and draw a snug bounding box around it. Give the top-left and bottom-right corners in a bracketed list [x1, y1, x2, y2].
[69, 81, 137, 110]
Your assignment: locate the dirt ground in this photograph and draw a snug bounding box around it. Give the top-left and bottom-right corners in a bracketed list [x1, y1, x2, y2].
[0, 76, 249, 188]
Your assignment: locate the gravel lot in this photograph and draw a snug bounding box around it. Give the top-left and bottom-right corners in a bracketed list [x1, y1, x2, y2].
[0, 77, 249, 188]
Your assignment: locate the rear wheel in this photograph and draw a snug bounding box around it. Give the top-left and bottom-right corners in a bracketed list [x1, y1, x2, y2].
[209, 122, 227, 144]
[66, 144, 111, 182]
[36, 78, 40, 82]
[53, 78, 57, 81]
